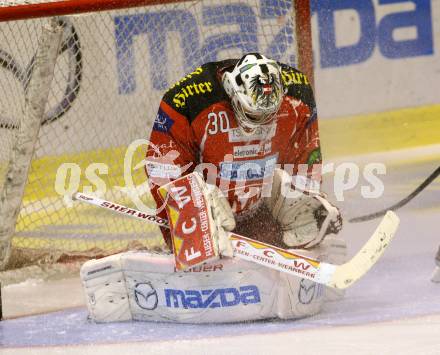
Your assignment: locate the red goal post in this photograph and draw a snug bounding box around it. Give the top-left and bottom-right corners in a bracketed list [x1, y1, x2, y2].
[0, 0, 314, 277]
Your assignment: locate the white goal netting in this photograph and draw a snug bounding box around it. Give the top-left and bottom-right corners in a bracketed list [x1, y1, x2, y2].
[0, 0, 304, 273]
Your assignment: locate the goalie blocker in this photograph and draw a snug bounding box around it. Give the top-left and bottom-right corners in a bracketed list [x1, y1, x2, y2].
[156, 172, 236, 270]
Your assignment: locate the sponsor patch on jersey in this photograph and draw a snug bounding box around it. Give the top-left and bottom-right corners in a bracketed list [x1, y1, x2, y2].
[219, 153, 278, 181]
[165, 285, 261, 309]
[146, 161, 181, 179]
[233, 143, 272, 159]
[172, 81, 213, 108]
[153, 107, 174, 133]
[228, 124, 276, 143]
[281, 69, 309, 86]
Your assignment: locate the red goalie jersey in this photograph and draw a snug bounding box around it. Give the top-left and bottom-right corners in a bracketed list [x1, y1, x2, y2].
[146, 59, 321, 248]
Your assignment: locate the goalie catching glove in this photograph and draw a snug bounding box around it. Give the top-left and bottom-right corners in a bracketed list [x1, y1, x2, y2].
[265, 169, 343, 249]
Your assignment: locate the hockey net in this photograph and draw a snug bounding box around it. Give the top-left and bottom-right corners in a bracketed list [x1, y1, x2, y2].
[0, 0, 312, 281]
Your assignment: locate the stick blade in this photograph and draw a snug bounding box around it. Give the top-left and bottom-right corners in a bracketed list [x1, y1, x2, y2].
[329, 211, 400, 289]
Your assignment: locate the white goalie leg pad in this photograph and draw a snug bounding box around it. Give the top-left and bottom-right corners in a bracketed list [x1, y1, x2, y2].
[81, 249, 336, 323]
[124, 254, 277, 323]
[81, 254, 132, 322]
[81, 252, 278, 323]
[275, 238, 348, 318]
[275, 247, 327, 319]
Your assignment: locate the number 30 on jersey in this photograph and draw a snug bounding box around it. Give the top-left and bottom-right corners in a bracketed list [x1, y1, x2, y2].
[208, 111, 230, 135]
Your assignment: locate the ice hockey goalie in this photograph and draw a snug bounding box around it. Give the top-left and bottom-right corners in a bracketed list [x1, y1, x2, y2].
[80, 53, 346, 323]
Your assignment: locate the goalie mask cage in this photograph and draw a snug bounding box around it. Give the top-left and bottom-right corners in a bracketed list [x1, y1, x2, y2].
[0, 0, 313, 279]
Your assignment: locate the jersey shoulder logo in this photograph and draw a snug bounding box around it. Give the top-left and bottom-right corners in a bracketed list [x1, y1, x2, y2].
[153, 107, 174, 133]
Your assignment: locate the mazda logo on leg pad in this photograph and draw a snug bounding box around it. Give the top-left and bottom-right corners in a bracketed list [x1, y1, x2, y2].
[134, 282, 158, 310]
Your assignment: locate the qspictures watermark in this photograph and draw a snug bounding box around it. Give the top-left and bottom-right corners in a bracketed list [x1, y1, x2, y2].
[54, 138, 386, 212]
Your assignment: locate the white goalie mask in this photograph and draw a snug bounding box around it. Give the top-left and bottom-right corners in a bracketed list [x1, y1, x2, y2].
[222, 53, 283, 134]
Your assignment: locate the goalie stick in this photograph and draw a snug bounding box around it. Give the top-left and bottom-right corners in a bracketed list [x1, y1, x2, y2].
[73, 192, 399, 289]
